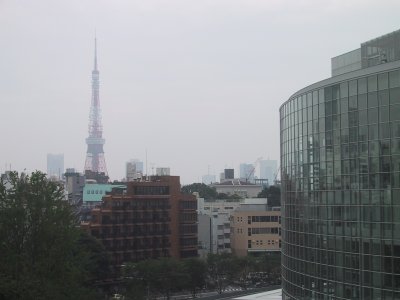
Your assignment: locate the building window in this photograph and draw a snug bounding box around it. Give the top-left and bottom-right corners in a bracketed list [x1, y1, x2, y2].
[134, 186, 169, 195]
[248, 240, 252, 248]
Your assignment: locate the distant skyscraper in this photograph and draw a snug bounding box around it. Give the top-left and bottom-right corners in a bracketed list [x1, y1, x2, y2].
[239, 163, 254, 182]
[224, 168, 234, 180]
[47, 153, 64, 179]
[202, 174, 216, 185]
[156, 167, 170, 176]
[259, 159, 277, 185]
[126, 159, 144, 181]
[84, 37, 108, 175]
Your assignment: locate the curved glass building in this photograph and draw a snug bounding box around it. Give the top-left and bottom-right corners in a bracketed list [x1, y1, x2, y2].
[280, 30, 400, 299]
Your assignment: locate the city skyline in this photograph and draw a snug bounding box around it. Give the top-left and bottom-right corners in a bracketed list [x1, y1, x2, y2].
[1, 1, 399, 184]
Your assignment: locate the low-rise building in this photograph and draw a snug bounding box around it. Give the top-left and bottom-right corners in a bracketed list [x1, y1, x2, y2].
[230, 201, 281, 256]
[197, 198, 241, 255]
[197, 198, 270, 256]
[81, 176, 198, 266]
[64, 168, 85, 205]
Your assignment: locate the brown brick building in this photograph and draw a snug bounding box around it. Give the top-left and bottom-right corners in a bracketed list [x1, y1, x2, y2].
[81, 176, 197, 266]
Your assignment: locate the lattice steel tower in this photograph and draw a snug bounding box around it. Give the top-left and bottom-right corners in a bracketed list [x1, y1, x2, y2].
[84, 37, 108, 175]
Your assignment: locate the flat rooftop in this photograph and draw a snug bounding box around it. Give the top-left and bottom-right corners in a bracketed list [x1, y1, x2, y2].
[232, 289, 282, 300]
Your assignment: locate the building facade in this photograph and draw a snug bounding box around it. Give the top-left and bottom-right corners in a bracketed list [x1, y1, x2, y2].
[81, 176, 198, 266]
[64, 168, 85, 205]
[280, 30, 400, 299]
[197, 197, 273, 256]
[83, 183, 126, 208]
[230, 202, 281, 256]
[197, 198, 242, 254]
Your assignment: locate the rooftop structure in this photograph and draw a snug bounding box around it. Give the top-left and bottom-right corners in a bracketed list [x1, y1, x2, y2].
[332, 29, 400, 77]
[83, 183, 126, 208]
[211, 179, 263, 198]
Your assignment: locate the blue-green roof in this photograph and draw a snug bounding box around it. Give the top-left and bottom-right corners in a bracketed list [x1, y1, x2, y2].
[83, 184, 125, 202]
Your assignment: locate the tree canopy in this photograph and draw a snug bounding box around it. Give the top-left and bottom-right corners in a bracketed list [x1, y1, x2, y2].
[0, 171, 108, 299]
[181, 183, 218, 200]
[258, 185, 281, 206]
[122, 252, 281, 299]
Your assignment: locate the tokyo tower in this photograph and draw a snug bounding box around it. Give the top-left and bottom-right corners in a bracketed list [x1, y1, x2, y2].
[84, 37, 108, 175]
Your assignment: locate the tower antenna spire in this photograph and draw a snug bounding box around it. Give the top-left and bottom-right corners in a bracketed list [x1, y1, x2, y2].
[84, 35, 108, 176]
[94, 32, 98, 71]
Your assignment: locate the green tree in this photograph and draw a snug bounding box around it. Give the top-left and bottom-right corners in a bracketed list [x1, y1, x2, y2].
[123, 261, 151, 300]
[182, 258, 208, 298]
[153, 258, 186, 299]
[0, 171, 103, 299]
[207, 253, 240, 294]
[124, 258, 185, 300]
[76, 231, 112, 283]
[181, 183, 218, 200]
[216, 193, 242, 200]
[257, 185, 281, 206]
[235, 256, 256, 289]
[258, 253, 281, 276]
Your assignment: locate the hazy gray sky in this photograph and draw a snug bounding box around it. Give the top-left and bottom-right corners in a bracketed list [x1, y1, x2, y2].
[1, 0, 399, 184]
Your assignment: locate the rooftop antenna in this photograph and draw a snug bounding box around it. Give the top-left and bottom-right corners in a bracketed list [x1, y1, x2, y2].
[94, 29, 98, 71]
[145, 148, 148, 177]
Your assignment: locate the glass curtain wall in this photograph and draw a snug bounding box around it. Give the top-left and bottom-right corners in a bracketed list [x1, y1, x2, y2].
[280, 68, 400, 299]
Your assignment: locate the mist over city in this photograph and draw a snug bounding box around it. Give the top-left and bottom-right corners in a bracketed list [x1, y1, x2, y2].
[1, 0, 398, 183]
[1, 1, 400, 299]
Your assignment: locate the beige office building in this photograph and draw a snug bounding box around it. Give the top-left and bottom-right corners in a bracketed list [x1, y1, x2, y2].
[230, 203, 281, 256]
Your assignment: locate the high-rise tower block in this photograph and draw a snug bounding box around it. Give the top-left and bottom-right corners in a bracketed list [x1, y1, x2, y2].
[84, 37, 108, 175]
